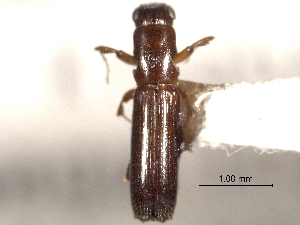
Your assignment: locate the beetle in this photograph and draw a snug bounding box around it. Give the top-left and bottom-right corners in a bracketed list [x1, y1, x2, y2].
[95, 2, 215, 221]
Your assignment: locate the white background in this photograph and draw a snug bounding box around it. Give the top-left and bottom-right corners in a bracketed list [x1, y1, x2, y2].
[1, 0, 300, 224]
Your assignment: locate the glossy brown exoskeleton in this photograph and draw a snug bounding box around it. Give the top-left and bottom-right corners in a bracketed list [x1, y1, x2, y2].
[95, 3, 214, 222]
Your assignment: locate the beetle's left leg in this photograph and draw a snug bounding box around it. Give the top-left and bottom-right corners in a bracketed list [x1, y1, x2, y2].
[174, 36, 214, 63]
[95, 46, 137, 83]
[124, 163, 130, 182]
[117, 88, 136, 122]
[95, 46, 137, 65]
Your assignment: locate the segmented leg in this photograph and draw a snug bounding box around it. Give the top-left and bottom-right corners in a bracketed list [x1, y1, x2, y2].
[95, 46, 137, 83]
[117, 88, 136, 122]
[174, 36, 214, 63]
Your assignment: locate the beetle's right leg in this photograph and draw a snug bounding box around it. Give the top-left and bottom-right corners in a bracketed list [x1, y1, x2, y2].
[117, 88, 136, 122]
[174, 36, 214, 64]
[95, 46, 137, 83]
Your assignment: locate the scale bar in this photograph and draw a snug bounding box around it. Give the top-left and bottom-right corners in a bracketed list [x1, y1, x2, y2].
[199, 184, 273, 187]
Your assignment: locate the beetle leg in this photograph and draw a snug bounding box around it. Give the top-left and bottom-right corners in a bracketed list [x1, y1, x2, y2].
[124, 163, 130, 182]
[177, 86, 193, 117]
[177, 80, 217, 150]
[174, 36, 214, 63]
[95, 46, 137, 83]
[117, 88, 136, 122]
[177, 86, 194, 152]
[95, 46, 137, 65]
